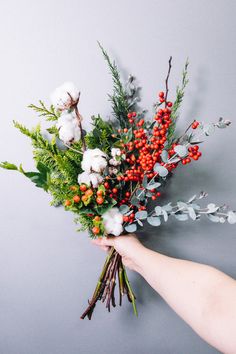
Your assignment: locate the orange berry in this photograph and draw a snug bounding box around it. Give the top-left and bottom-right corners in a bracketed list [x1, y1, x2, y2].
[64, 200, 71, 207]
[92, 226, 100, 235]
[93, 216, 101, 222]
[85, 189, 93, 197]
[82, 195, 88, 203]
[70, 185, 78, 191]
[96, 190, 103, 196]
[96, 196, 104, 205]
[73, 195, 80, 203]
[79, 184, 87, 192]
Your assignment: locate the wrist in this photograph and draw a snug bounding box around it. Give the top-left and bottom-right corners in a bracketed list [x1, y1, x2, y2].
[131, 245, 152, 274]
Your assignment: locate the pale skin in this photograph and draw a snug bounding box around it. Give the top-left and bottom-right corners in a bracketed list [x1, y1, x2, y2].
[92, 234, 236, 354]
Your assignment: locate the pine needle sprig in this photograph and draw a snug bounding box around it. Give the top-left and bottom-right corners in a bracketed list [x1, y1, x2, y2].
[28, 100, 59, 121]
[98, 42, 131, 127]
[168, 59, 189, 144]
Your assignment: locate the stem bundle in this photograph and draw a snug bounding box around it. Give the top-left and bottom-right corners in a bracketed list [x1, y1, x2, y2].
[80, 247, 137, 320]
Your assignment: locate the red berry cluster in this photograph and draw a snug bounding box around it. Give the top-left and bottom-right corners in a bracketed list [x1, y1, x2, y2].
[127, 111, 137, 124]
[181, 145, 202, 165]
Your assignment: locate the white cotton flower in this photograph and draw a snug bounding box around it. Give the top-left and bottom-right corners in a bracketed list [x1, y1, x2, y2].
[109, 158, 121, 167]
[56, 111, 81, 145]
[50, 81, 80, 110]
[102, 207, 123, 236]
[56, 111, 77, 128]
[111, 148, 122, 157]
[81, 148, 107, 173]
[77, 171, 104, 188]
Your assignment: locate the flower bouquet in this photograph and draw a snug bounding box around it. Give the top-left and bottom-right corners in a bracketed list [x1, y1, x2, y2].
[1, 43, 235, 320]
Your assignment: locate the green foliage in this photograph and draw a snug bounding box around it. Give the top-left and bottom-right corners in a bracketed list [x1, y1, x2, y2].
[19, 162, 51, 191]
[0, 161, 18, 170]
[86, 115, 117, 152]
[168, 59, 189, 145]
[28, 100, 59, 121]
[98, 42, 133, 128]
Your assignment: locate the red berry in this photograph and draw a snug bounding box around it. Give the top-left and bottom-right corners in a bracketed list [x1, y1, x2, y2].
[167, 101, 173, 107]
[112, 188, 118, 194]
[159, 91, 164, 98]
[104, 182, 110, 189]
[127, 112, 132, 118]
[132, 112, 137, 117]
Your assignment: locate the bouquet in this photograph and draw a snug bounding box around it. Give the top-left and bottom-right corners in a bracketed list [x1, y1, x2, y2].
[1, 43, 235, 320]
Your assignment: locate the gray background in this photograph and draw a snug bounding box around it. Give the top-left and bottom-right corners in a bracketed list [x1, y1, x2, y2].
[0, 1, 235, 353]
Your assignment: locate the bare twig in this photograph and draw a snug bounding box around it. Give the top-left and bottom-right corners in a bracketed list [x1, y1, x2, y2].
[164, 56, 172, 107]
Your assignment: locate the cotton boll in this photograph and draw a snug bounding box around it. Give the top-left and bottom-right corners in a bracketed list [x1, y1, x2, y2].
[50, 82, 80, 110]
[111, 148, 121, 157]
[58, 123, 76, 145]
[78, 171, 104, 188]
[109, 158, 121, 167]
[56, 111, 77, 129]
[81, 148, 107, 173]
[58, 121, 81, 145]
[102, 207, 123, 236]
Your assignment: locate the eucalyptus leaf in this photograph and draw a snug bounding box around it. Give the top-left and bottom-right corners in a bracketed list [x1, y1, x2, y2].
[119, 205, 129, 214]
[161, 150, 168, 163]
[131, 196, 140, 206]
[174, 145, 188, 157]
[154, 163, 168, 177]
[207, 214, 220, 223]
[175, 214, 188, 221]
[203, 123, 215, 136]
[147, 216, 161, 226]
[177, 201, 188, 209]
[206, 203, 219, 213]
[146, 182, 161, 190]
[142, 175, 148, 188]
[162, 203, 173, 212]
[136, 219, 143, 227]
[155, 206, 162, 216]
[135, 211, 148, 220]
[227, 211, 236, 224]
[162, 210, 168, 222]
[125, 223, 137, 232]
[188, 207, 196, 220]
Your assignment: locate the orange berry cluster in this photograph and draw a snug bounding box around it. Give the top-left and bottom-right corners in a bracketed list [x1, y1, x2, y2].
[64, 184, 106, 208]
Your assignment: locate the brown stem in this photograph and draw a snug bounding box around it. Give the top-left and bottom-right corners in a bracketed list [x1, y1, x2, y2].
[80, 249, 137, 320]
[164, 56, 172, 107]
[74, 104, 86, 152]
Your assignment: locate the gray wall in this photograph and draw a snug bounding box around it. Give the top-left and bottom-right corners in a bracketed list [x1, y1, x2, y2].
[0, 1, 236, 353]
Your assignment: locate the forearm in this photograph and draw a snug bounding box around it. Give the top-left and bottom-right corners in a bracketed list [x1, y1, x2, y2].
[135, 247, 236, 353]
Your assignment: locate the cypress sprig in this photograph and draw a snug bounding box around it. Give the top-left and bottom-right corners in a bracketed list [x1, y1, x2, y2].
[168, 59, 189, 144]
[98, 42, 132, 127]
[28, 100, 59, 121]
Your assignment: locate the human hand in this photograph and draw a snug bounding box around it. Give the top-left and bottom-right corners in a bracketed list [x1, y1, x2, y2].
[91, 233, 145, 272]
